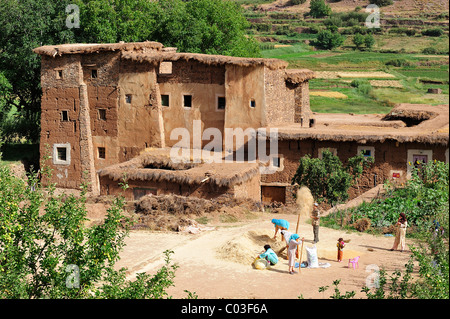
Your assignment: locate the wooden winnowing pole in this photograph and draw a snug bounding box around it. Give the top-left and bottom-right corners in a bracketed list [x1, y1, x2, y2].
[296, 211, 302, 273]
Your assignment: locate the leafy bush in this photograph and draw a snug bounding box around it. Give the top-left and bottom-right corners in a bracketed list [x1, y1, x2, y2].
[369, 0, 393, 7]
[0, 158, 190, 299]
[290, 0, 307, 4]
[422, 28, 444, 37]
[313, 29, 345, 50]
[385, 58, 412, 67]
[350, 79, 373, 95]
[421, 47, 439, 54]
[324, 160, 449, 234]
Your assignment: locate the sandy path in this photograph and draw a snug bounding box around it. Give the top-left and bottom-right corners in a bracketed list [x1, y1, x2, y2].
[117, 213, 414, 299]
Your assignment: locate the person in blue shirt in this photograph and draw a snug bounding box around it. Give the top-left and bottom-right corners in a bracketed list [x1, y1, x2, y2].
[258, 244, 279, 266]
[272, 219, 290, 240]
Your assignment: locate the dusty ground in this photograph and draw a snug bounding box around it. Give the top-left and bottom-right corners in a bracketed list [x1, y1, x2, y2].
[113, 211, 415, 299]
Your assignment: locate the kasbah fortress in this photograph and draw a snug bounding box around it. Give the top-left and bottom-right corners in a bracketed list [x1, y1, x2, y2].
[33, 41, 449, 210]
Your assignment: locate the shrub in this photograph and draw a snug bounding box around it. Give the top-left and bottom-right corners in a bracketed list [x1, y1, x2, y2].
[364, 33, 375, 49]
[369, 0, 393, 7]
[422, 28, 444, 37]
[350, 79, 373, 94]
[353, 33, 365, 49]
[290, 0, 307, 4]
[385, 58, 412, 67]
[421, 47, 439, 54]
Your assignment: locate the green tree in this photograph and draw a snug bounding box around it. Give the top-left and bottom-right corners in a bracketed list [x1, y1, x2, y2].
[353, 33, 365, 50]
[364, 33, 375, 49]
[0, 157, 190, 298]
[314, 29, 345, 50]
[291, 149, 373, 205]
[309, 0, 332, 18]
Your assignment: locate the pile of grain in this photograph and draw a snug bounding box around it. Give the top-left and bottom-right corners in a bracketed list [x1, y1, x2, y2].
[216, 229, 286, 265]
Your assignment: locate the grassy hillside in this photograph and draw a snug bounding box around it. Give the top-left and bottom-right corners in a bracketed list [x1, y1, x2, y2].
[238, 0, 449, 114]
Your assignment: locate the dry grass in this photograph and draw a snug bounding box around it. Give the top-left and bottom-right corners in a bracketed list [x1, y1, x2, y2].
[310, 91, 348, 99]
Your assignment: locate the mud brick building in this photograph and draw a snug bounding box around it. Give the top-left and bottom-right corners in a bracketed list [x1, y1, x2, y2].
[33, 41, 314, 200]
[34, 42, 449, 204]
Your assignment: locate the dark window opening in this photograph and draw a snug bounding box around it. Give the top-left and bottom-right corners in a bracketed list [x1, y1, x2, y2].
[183, 95, 192, 108]
[361, 149, 372, 157]
[61, 110, 69, 122]
[56, 70, 63, 79]
[57, 147, 67, 161]
[272, 157, 281, 168]
[91, 69, 98, 79]
[98, 147, 106, 159]
[125, 94, 132, 104]
[218, 97, 226, 110]
[98, 109, 106, 120]
[161, 95, 169, 107]
[250, 99, 256, 108]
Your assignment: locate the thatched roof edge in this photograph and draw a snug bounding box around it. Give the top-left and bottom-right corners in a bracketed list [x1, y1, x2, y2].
[121, 51, 288, 70]
[97, 161, 260, 188]
[33, 42, 163, 57]
[274, 131, 449, 145]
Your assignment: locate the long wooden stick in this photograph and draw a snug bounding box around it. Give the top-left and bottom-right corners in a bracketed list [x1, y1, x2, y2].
[298, 238, 304, 274]
[295, 212, 301, 272]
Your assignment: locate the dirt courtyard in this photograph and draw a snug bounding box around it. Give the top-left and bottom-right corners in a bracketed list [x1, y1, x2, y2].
[113, 211, 415, 299]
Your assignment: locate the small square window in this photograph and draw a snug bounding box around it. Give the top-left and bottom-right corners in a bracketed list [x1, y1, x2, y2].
[217, 97, 226, 110]
[91, 69, 98, 79]
[98, 147, 106, 159]
[125, 94, 132, 104]
[53, 143, 71, 165]
[57, 147, 67, 161]
[161, 95, 169, 107]
[183, 95, 192, 108]
[98, 109, 106, 120]
[250, 99, 256, 108]
[56, 70, 63, 79]
[61, 110, 69, 122]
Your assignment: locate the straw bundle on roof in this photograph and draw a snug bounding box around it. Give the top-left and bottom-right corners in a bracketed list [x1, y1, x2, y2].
[284, 69, 316, 84]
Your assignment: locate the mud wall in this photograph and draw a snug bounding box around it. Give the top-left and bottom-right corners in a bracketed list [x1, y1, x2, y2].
[40, 55, 83, 188]
[117, 59, 163, 162]
[158, 60, 226, 149]
[263, 67, 295, 126]
[261, 139, 449, 201]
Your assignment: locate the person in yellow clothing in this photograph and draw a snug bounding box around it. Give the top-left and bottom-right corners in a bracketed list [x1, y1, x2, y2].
[390, 213, 408, 252]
